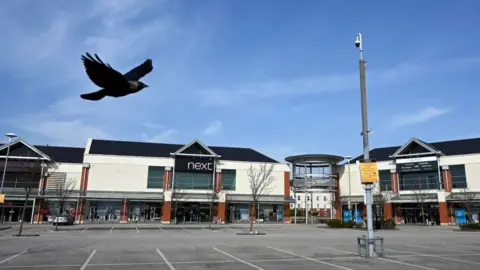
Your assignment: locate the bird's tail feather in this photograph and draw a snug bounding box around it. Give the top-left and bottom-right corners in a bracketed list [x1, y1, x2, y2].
[80, 89, 107, 101]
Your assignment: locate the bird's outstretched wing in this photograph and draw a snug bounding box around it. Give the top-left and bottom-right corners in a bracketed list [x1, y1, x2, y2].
[123, 59, 153, 81]
[81, 53, 128, 88]
[80, 89, 107, 101]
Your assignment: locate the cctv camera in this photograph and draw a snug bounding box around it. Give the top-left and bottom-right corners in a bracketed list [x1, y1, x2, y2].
[355, 39, 360, 48]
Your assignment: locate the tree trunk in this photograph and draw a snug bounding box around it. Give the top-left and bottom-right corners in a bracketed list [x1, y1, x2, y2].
[250, 201, 255, 232]
[208, 194, 214, 229]
[18, 194, 29, 236]
[421, 208, 425, 225]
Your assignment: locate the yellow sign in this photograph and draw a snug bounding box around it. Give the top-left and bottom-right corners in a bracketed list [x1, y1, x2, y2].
[359, 161, 379, 183]
[0, 194, 4, 204]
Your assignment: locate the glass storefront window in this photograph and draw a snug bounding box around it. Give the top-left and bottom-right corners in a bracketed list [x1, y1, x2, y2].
[174, 172, 213, 190]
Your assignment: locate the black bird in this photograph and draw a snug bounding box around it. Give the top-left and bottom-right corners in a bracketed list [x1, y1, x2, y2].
[80, 53, 153, 101]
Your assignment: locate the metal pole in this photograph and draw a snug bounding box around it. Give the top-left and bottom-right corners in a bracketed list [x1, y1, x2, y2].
[348, 159, 352, 197]
[30, 198, 36, 224]
[357, 32, 375, 257]
[1, 136, 13, 193]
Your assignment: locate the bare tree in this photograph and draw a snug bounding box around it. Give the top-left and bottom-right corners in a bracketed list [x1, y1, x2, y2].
[17, 160, 41, 236]
[372, 184, 392, 222]
[452, 188, 476, 223]
[206, 190, 218, 229]
[412, 183, 430, 225]
[247, 163, 276, 233]
[171, 188, 185, 224]
[53, 177, 77, 231]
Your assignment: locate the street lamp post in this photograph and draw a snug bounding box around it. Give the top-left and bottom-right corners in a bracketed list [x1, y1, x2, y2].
[355, 32, 375, 257]
[345, 155, 352, 221]
[1, 133, 17, 193]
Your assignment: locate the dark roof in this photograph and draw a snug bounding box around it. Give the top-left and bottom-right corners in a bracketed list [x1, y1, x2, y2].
[35, 145, 85, 164]
[351, 137, 480, 162]
[89, 139, 278, 163]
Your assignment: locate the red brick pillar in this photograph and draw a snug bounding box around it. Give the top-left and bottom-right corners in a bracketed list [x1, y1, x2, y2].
[34, 199, 44, 224]
[442, 167, 452, 192]
[439, 202, 449, 225]
[335, 170, 342, 220]
[218, 202, 226, 223]
[284, 171, 291, 223]
[391, 171, 399, 193]
[384, 203, 392, 220]
[120, 199, 129, 223]
[161, 201, 171, 224]
[76, 164, 90, 224]
[394, 205, 401, 223]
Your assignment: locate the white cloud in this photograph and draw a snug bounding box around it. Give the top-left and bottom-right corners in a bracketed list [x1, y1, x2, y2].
[143, 123, 165, 129]
[197, 57, 478, 107]
[14, 119, 114, 146]
[0, 0, 204, 146]
[141, 129, 176, 143]
[255, 144, 297, 163]
[391, 106, 452, 128]
[203, 121, 223, 136]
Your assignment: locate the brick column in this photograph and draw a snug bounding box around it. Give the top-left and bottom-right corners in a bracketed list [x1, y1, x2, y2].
[76, 164, 90, 224]
[217, 191, 226, 224]
[215, 169, 222, 192]
[438, 191, 449, 225]
[283, 171, 291, 223]
[33, 199, 44, 224]
[442, 166, 452, 192]
[119, 199, 129, 223]
[391, 170, 399, 193]
[439, 202, 449, 225]
[162, 191, 172, 224]
[394, 205, 401, 224]
[384, 203, 393, 220]
[335, 170, 341, 220]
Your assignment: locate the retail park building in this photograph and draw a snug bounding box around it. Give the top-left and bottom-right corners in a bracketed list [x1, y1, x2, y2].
[0, 136, 479, 225]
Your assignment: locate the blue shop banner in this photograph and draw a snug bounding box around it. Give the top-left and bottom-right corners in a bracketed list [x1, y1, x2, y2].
[354, 209, 362, 223]
[455, 209, 466, 224]
[343, 210, 352, 222]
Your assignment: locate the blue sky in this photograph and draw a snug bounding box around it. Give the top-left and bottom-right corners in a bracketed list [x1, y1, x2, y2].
[0, 0, 479, 162]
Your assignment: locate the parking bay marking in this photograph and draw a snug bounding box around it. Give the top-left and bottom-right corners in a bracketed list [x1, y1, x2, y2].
[213, 247, 265, 270]
[80, 250, 97, 270]
[0, 250, 27, 265]
[157, 248, 176, 270]
[266, 246, 353, 270]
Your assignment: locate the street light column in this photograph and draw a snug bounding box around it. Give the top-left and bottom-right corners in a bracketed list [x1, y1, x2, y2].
[356, 32, 375, 258]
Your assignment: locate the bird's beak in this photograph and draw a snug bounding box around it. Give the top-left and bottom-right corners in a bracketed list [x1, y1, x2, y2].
[145, 85, 149, 88]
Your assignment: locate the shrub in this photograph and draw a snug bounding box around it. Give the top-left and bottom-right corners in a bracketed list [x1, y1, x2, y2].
[459, 223, 480, 231]
[326, 219, 358, 228]
[375, 219, 396, 230]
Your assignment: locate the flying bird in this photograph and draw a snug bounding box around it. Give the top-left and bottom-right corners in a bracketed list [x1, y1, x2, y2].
[80, 53, 153, 101]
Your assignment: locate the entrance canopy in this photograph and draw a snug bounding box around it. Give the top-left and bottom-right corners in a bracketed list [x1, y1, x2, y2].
[286, 154, 344, 191]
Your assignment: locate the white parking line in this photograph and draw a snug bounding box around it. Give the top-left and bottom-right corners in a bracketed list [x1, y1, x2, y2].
[136, 226, 140, 233]
[403, 244, 463, 253]
[213, 247, 265, 270]
[180, 227, 190, 233]
[316, 246, 356, 255]
[156, 248, 176, 270]
[158, 226, 164, 232]
[386, 248, 480, 266]
[266, 246, 352, 270]
[82, 228, 88, 233]
[80, 250, 97, 270]
[109, 227, 114, 233]
[378, 257, 439, 270]
[0, 250, 26, 265]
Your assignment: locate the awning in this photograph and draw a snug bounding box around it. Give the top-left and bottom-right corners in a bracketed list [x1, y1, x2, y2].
[446, 192, 480, 201]
[390, 193, 438, 203]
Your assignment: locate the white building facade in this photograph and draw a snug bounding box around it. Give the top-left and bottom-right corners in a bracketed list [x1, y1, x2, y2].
[337, 137, 480, 225]
[0, 138, 291, 224]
